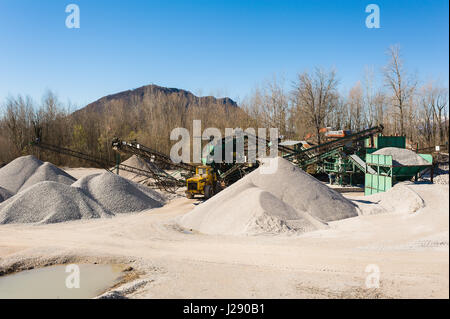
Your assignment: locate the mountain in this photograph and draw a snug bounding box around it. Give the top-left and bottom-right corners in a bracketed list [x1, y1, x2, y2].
[74, 84, 238, 115]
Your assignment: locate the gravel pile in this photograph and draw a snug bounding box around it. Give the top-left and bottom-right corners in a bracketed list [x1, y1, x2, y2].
[118, 155, 161, 182]
[0, 187, 12, 203]
[433, 163, 449, 185]
[73, 172, 165, 214]
[354, 183, 426, 216]
[0, 181, 112, 224]
[178, 157, 358, 235]
[0, 170, 166, 224]
[373, 147, 431, 166]
[434, 173, 449, 185]
[420, 163, 449, 185]
[121, 155, 161, 172]
[121, 155, 174, 180]
[0, 155, 75, 194]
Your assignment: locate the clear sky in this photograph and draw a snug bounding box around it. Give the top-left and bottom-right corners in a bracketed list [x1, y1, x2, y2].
[0, 0, 448, 109]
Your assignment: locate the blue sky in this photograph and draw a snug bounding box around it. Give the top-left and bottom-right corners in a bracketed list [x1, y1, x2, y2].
[0, 0, 448, 109]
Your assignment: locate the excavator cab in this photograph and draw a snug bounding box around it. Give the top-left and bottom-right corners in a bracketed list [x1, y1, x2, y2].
[185, 165, 219, 199]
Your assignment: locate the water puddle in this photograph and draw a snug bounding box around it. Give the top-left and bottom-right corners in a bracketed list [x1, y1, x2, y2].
[0, 264, 124, 299]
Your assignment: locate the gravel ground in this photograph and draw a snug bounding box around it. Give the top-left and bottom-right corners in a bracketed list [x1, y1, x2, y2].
[0, 184, 447, 299]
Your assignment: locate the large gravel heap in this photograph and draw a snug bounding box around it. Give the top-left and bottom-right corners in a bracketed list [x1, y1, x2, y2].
[0, 187, 12, 203]
[0, 161, 165, 224]
[179, 157, 358, 235]
[0, 181, 113, 224]
[354, 182, 426, 216]
[73, 172, 165, 214]
[118, 155, 162, 182]
[373, 147, 431, 166]
[0, 155, 75, 194]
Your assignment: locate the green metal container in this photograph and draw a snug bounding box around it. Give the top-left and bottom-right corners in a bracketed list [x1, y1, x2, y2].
[364, 153, 432, 195]
[365, 173, 393, 195]
[364, 135, 406, 150]
[378, 136, 406, 149]
[366, 153, 393, 166]
[392, 154, 433, 181]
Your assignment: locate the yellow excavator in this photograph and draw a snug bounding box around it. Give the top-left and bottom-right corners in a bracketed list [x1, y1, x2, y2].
[185, 165, 221, 199]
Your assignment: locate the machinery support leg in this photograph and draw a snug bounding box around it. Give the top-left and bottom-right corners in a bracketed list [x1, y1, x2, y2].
[115, 153, 120, 175]
[431, 164, 434, 184]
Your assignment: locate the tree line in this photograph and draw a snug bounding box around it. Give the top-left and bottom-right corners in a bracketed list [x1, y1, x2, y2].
[0, 45, 448, 167]
[242, 45, 448, 148]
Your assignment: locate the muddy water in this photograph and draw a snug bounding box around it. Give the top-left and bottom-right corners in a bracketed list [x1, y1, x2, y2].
[0, 264, 123, 299]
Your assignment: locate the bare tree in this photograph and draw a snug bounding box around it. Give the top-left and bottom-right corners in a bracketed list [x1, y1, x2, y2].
[3, 95, 35, 156]
[383, 45, 417, 136]
[348, 82, 364, 131]
[362, 66, 377, 127]
[260, 76, 290, 136]
[373, 91, 386, 127]
[292, 68, 339, 144]
[433, 87, 448, 145]
[419, 84, 435, 146]
[421, 82, 449, 145]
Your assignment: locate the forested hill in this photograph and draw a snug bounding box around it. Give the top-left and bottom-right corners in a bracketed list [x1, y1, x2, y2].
[74, 84, 238, 116]
[0, 84, 247, 167]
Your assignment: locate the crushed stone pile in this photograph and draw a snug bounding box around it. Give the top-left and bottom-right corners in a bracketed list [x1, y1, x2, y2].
[353, 183, 426, 216]
[117, 155, 164, 182]
[0, 171, 165, 225]
[118, 156, 186, 199]
[0, 182, 112, 224]
[0, 155, 76, 194]
[433, 173, 449, 185]
[121, 155, 161, 172]
[0, 187, 12, 203]
[73, 172, 165, 214]
[178, 157, 358, 235]
[420, 163, 449, 185]
[432, 164, 448, 185]
[373, 147, 430, 166]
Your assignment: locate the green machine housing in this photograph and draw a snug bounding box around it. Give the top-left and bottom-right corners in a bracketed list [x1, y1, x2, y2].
[365, 135, 406, 153]
[314, 134, 432, 194]
[363, 135, 432, 195]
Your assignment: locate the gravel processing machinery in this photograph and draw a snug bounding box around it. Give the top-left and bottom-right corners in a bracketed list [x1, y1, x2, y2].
[30, 138, 184, 193]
